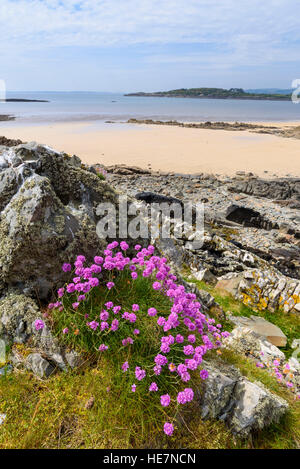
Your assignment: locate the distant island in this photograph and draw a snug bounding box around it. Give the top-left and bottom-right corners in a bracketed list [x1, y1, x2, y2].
[0, 98, 49, 102]
[125, 87, 291, 101]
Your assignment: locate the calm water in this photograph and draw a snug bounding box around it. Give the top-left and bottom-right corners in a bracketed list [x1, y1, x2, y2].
[1, 91, 300, 123]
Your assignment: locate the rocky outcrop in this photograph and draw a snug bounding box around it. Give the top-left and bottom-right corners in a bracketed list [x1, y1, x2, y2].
[0, 142, 119, 299]
[223, 326, 286, 362]
[229, 178, 300, 201]
[225, 204, 278, 230]
[227, 315, 287, 347]
[199, 359, 288, 437]
[217, 268, 300, 313]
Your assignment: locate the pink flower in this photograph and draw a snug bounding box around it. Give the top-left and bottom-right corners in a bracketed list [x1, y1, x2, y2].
[122, 361, 129, 372]
[135, 366, 146, 381]
[88, 321, 99, 331]
[106, 282, 115, 290]
[34, 319, 45, 331]
[160, 394, 171, 407]
[148, 307, 157, 317]
[132, 304, 139, 311]
[62, 263, 72, 272]
[63, 327, 69, 334]
[94, 256, 104, 265]
[200, 369, 209, 380]
[120, 241, 129, 251]
[131, 384, 136, 392]
[98, 344, 108, 352]
[149, 382, 158, 392]
[163, 422, 174, 436]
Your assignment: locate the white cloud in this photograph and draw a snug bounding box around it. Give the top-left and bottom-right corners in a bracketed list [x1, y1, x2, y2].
[0, 0, 299, 90]
[0, 0, 299, 53]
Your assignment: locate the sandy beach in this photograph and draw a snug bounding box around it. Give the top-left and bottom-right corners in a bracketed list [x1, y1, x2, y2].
[1, 120, 300, 177]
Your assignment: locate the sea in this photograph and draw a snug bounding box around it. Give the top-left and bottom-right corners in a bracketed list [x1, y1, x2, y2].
[1, 91, 300, 125]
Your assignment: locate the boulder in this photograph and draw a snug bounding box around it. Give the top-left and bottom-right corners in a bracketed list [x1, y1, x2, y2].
[193, 268, 218, 286]
[0, 142, 118, 299]
[199, 359, 288, 437]
[0, 293, 40, 344]
[26, 353, 55, 378]
[229, 379, 288, 437]
[216, 273, 243, 296]
[223, 326, 285, 364]
[228, 315, 287, 347]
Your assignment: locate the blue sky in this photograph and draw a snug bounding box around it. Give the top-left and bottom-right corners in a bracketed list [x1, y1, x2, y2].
[0, 0, 299, 92]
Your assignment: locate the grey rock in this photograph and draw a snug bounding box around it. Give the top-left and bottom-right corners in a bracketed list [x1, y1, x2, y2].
[198, 359, 288, 437]
[65, 350, 84, 369]
[229, 379, 288, 437]
[0, 143, 118, 298]
[228, 315, 287, 347]
[193, 268, 218, 285]
[0, 293, 40, 344]
[26, 353, 55, 378]
[224, 326, 285, 364]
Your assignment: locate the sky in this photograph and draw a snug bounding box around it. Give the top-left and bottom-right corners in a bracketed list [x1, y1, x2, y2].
[0, 0, 299, 92]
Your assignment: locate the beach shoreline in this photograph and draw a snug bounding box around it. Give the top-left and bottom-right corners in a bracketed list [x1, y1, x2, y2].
[0, 119, 300, 178]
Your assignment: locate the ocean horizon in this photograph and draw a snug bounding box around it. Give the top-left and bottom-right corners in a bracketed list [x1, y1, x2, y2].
[1, 90, 300, 124]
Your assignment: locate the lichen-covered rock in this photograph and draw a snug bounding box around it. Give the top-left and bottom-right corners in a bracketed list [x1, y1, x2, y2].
[229, 379, 288, 437]
[217, 269, 300, 314]
[0, 292, 40, 344]
[0, 142, 119, 299]
[227, 315, 287, 347]
[199, 359, 288, 437]
[223, 326, 285, 363]
[199, 360, 240, 420]
[25, 353, 55, 378]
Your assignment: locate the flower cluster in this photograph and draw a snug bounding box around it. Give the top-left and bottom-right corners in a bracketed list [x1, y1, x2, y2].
[49, 241, 230, 435]
[256, 357, 300, 399]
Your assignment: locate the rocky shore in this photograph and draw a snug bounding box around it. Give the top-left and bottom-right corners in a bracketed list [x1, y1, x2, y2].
[127, 118, 300, 139]
[0, 115, 15, 122]
[98, 163, 300, 313]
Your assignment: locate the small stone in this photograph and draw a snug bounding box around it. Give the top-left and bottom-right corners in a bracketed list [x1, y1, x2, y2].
[84, 397, 95, 409]
[26, 353, 55, 378]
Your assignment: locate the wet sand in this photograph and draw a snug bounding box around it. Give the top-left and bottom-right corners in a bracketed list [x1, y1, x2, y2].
[1, 120, 300, 177]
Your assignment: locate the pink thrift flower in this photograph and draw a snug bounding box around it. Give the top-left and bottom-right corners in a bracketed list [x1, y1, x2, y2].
[99, 344, 108, 352]
[62, 263, 72, 272]
[148, 307, 157, 317]
[120, 241, 129, 251]
[34, 319, 45, 331]
[160, 394, 171, 407]
[149, 382, 158, 392]
[163, 422, 174, 436]
[122, 361, 129, 372]
[200, 369, 209, 380]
